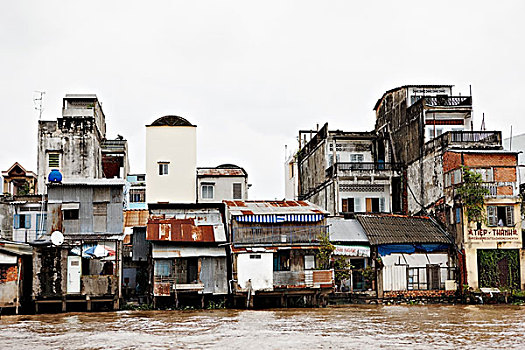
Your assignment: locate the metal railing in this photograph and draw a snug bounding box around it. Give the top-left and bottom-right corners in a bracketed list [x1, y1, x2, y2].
[422, 96, 472, 107]
[326, 162, 402, 177]
[424, 131, 502, 153]
[233, 225, 328, 245]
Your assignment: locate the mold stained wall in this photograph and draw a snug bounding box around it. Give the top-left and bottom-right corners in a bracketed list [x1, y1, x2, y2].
[37, 120, 103, 194]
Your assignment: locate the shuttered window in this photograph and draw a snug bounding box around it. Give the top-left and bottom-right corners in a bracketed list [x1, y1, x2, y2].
[13, 214, 31, 229]
[487, 206, 497, 226]
[506, 207, 514, 226]
[48, 153, 60, 168]
[233, 183, 242, 200]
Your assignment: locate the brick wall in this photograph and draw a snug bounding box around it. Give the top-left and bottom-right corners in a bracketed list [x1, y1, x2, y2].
[0, 265, 18, 283]
[443, 152, 462, 172]
[494, 167, 517, 182]
[464, 153, 517, 168]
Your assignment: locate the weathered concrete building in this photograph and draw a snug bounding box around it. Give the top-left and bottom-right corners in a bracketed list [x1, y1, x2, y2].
[37, 94, 128, 194]
[32, 179, 125, 312]
[296, 123, 402, 216]
[197, 164, 249, 202]
[147, 203, 228, 307]
[225, 200, 334, 307]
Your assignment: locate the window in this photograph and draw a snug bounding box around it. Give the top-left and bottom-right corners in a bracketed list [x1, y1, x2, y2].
[273, 251, 290, 271]
[93, 203, 107, 216]
[487, 206, 514, 227]
[249, 254, 261, 259]
[158, 162, 169, 175]
[473, 168, 494, 182]
[154, 260, 172, 277]
[201, 184, 214, 199]
[63, 209, 79, 220]
[366, 198, 383, 213]
[350, 154, 364, 163]
[452, 169, 462, 185]
[328, 154, 340, 167]
[13, 214, 31, 229]
[342, 198, 355, 213]
[233, 183, 242, 200]
[288, 162, 294, 179]
[48, 153, 60, 168]
[130, 189, 146, 203]
[36, 213, 47, 233]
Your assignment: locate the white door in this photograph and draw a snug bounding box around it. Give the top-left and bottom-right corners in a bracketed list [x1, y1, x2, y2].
[67, 256, 81, 294]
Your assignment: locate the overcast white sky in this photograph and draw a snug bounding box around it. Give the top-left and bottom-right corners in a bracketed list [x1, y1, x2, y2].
[1, 1, 524, 199]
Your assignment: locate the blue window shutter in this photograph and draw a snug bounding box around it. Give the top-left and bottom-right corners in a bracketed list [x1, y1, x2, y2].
[25, 215, 31, 229]
[14, 214, 20, 229]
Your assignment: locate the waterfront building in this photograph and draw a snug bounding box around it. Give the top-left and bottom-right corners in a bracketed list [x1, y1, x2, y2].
[147, 203, 229, 308]
[0, 240, 32, 313]
[32, 178, 126, 312]
[225, 200, 334, 307]
[327, 217, 371, 293]
[357, 214, 456, 299]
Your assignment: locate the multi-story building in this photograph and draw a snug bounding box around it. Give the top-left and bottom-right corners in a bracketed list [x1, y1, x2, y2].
[374, 84, 524, 290]
[296, 123, 402, 216]
[145, 116, 197, 204]
[197, 164, 248, 202]
[32, 178, 126, 312]
[37, 94, 128, 194]
[126, 174, 147, 210]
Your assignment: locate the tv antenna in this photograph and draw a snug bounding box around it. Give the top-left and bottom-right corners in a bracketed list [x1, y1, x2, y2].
[34, 91, 45, 119]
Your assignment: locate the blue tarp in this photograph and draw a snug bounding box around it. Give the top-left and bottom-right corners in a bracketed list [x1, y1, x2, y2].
[378, 243, 449, 256]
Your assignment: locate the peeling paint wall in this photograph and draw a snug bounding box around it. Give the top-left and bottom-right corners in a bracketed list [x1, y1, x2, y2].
[32, 247, 67, 298]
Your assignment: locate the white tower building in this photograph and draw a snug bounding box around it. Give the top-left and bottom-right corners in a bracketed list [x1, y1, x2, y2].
[145, 116, 197, 203]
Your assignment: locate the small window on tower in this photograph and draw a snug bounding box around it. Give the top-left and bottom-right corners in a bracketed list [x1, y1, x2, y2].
[158, 162, 169, 175]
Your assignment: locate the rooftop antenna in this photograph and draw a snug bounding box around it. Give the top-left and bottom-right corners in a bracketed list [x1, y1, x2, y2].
[510, 125, 513, 151]
[34, 91, 45, 119]
[481, 113, 486, 131]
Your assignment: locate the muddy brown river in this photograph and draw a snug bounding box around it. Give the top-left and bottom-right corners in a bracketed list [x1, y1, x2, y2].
[0, 305, 524, 349]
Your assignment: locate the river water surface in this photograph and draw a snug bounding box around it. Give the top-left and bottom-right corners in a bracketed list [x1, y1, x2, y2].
[1, 305, 524, 349]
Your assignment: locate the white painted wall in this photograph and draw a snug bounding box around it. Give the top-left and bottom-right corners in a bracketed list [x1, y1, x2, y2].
[236, 252, 273, 291]
[146, 125, 196, 203]
[382, 253, 449, 292]
[197, 176, 248, 202]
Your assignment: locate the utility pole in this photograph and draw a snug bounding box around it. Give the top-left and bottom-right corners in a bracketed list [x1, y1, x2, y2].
[34, 91, 45, 119]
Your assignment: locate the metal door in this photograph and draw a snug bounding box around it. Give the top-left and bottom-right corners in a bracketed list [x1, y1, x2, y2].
[67, 256, 81, 294]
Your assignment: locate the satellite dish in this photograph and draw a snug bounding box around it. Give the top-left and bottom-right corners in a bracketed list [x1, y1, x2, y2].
[51, 231, 64, 246]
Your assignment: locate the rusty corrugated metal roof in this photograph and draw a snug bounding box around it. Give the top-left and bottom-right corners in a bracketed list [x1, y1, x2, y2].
[225, 200, 328, 216]
[197, 168, 246, 176]
[124, 210, 149, 227]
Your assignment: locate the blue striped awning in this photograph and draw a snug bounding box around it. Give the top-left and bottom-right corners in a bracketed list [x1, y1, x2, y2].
[234, 214, 324, 223]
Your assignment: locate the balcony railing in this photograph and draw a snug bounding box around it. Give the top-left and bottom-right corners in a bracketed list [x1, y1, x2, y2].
[273, 269, 334, 288]
[422, 96, 472, 107]
[424, 131, 502, 153]
[233, 225, 327, 245]
[326, 162, 402, 178]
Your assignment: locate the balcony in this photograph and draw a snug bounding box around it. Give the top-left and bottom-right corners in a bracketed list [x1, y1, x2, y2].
[232, 225, 328, 245]
[273, 270, 334, 289]
[420, 96, 472, 107]
[326, 162, 402, 178]
[424, 131, 502, 154]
